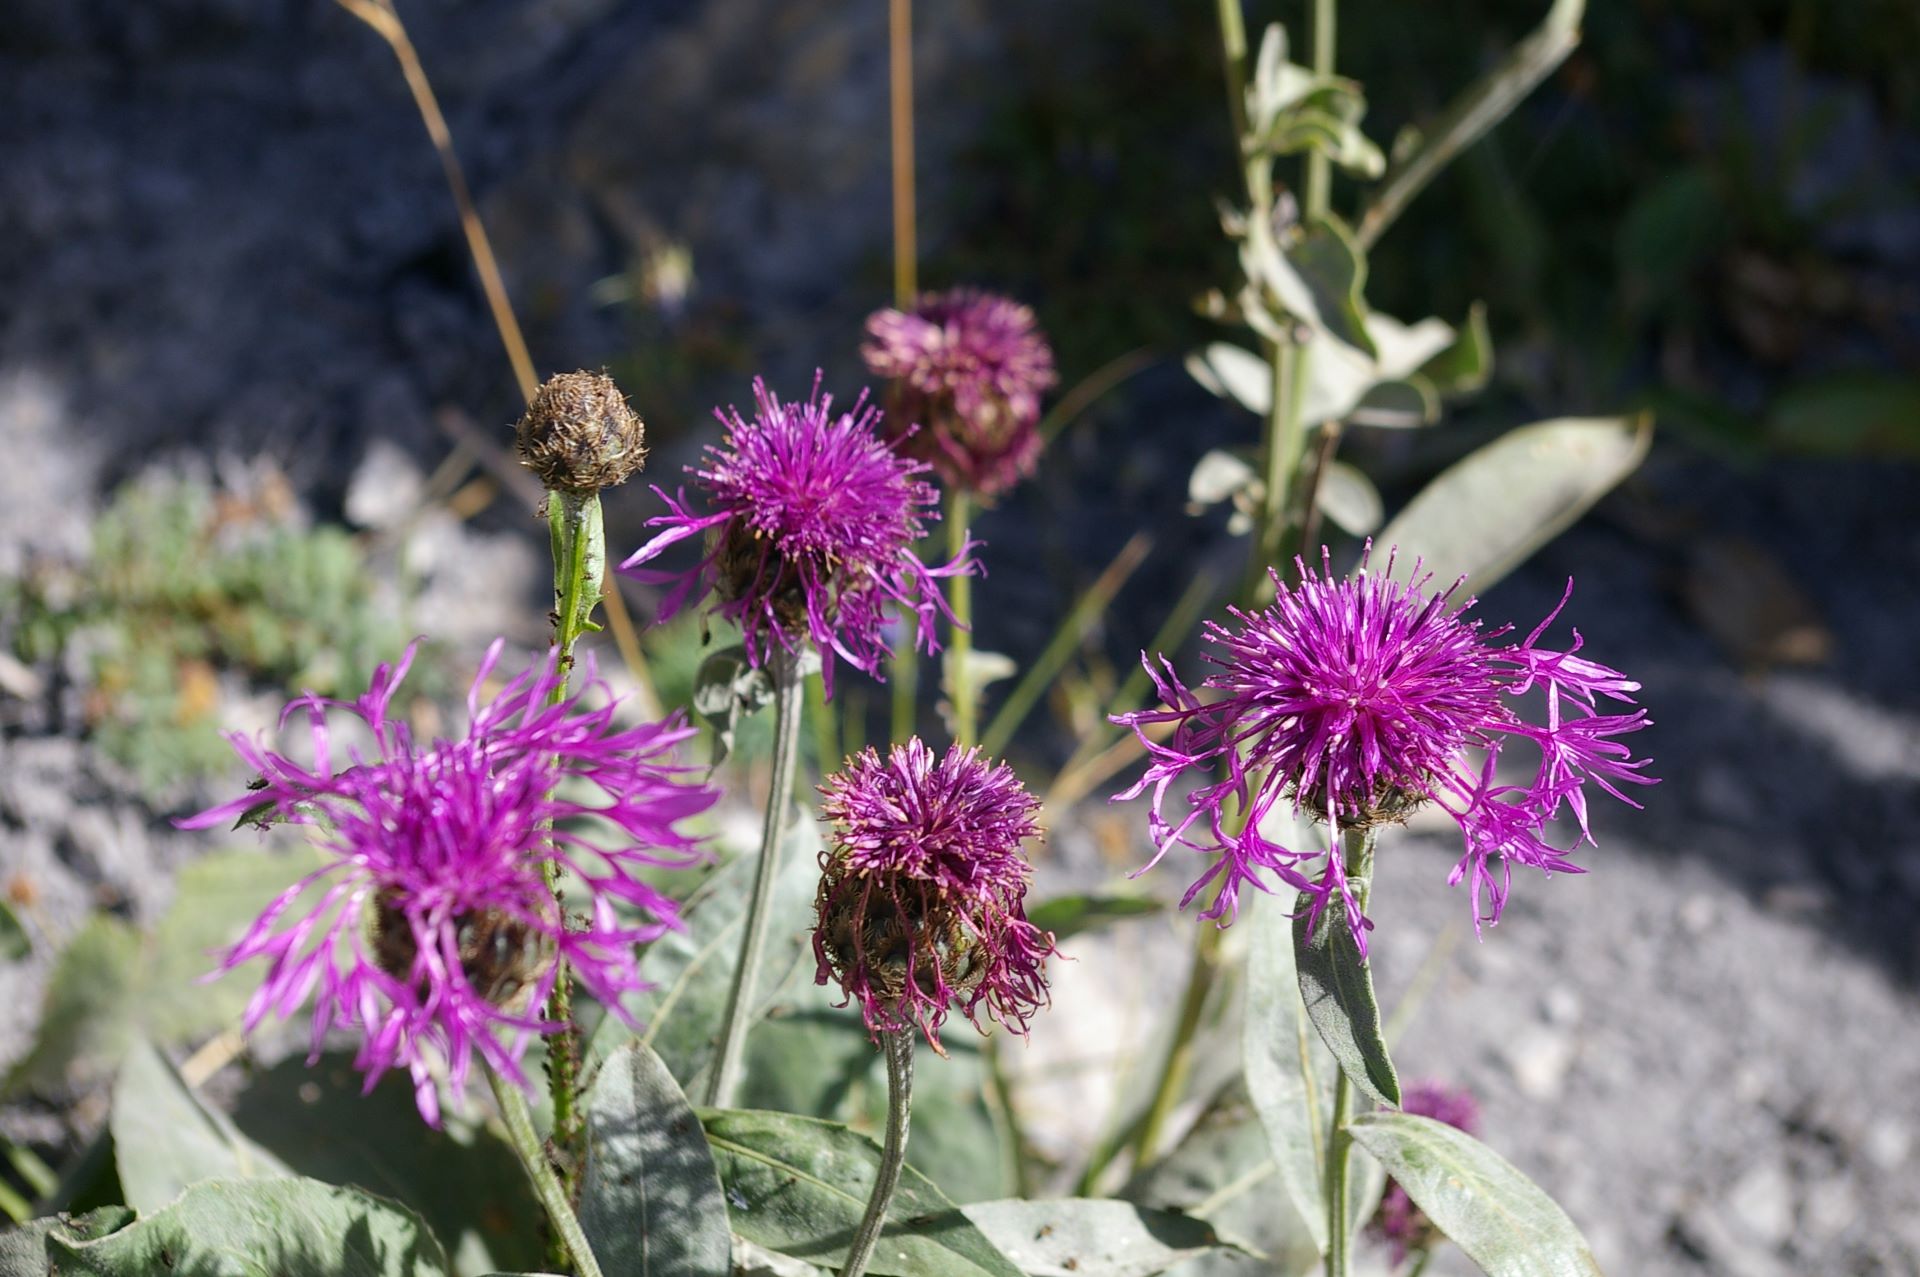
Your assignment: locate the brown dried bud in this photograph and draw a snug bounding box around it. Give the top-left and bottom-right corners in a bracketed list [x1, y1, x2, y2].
[515, 370, 647, 493]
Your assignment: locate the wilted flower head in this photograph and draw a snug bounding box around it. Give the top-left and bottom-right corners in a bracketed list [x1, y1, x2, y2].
[1372, 1081, 1482, 1262]
[813, 739, 1055, 1051]
[862, 288, 1057, 499]
[1112, 545, 1653, 951]
[619, 375, 974, 698]
[179, 640, 717, 1124]
[515, 369, 647, 493]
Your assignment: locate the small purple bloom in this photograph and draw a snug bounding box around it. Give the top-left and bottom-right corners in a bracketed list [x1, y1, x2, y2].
[862, 288, 1058, 499]
[179, 640, 718, 1125]
[813, 739, 1055, 1052]
[1110, 546, 1654, 950]
[1372, 1081, 1482, 1263]
[619, 375, 974, 698]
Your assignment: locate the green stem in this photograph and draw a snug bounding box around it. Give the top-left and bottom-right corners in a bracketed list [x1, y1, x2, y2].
[1405, 1249, 1435, 1277]
[541, 490, 605, 1202]
[890, 635, 920, 745]
[1304, 0, 1337, 221]
[842, 1030, 916, 1277]
[705, 647, 806, 1108]
[1324, 826, 1375, 1277]
[1326, 1069, 1354, 1277]
[944, 488, 977, 748]
[490, 1067, 606, 1277]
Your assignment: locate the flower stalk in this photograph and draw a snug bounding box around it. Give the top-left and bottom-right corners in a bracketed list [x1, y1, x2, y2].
[541, 486, 605, 1172]
[706, 645, 807, 1108]
[489, 1065, 606, 1277]
[842, 1029, 916, 1277]
[1324, 826, 1374, 1277]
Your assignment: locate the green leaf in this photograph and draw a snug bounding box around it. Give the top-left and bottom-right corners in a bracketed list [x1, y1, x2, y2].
[1242, 898, 1326, 1254]
[1314, 462, 1383, 537]
[1243, 25, 1383, 179]
[1293, 889, 1398, 1108]
[692, 646, 822, 766]
[1287, 218, 1376, 359]
[1025, 894, 1165, 942]
[1184, 345, 1271, 416]
[0, 899, 28, 962]
[698, 1109, 1021, 1277]
[1414, 302, 1493, 398]
[580, 1042, 731, 1277]
[42, 1177, 451, 1276]
[963, 1199, 1253, 1277]
[1347, 1114, 1605, 1277]
[229, 1053, 544, 1275]
[0, 1207, 135, 1271]
[110, 1038, 291, 1213]
[1377, 415, 1652, 593]
[1356, 0, 1586, 250]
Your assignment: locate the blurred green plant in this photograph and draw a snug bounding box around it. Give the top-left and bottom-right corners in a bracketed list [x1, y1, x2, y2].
[6, 470, 418, 796]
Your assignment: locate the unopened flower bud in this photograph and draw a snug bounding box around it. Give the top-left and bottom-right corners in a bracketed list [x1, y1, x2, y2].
[515, 370, 647, 494]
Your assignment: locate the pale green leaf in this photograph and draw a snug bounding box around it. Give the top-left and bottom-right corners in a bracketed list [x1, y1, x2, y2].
[1347, 1113, 1604, 1277]
[111, 1038, 291, 1213]
[1376, 415, 1652, 592]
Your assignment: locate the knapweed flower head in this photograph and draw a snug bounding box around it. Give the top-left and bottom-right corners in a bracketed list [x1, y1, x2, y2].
[813, 738, 1055, 1052]
[619, 375, 974, 698]
[179, 640, 718, 1124]
[862, 288, 1057, 499]
[1112, 545, 1654, 951]
[1372, 1081, 1482, 1262]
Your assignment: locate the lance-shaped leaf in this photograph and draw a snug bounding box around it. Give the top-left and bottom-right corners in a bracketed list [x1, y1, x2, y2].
[1293, 889, 1399, 1108]
[111, 1038, 291, 1213]
[42, 1177, 451, 1276]
[699, 1109, 1022, 1277]
[1377, 415, 1652, 593]
[1242, 897, 1327, 1253]
[964, 1199, 1255, 1277]
[1347, 1113, 1605, 1276]
[581, 1042, 731, 1277]
[1025, 893, 1165, 942]
[1357, 0, 1587, 249]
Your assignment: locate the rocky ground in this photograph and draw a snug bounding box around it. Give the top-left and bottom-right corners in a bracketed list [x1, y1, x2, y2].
[3, 3, 1918, 1275]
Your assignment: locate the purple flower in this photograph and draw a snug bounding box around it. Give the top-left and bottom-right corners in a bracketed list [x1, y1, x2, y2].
[862, 288, 1058, 499]
[619, 375, 974, 698]
[1111, 546, 1654, 950]
[1372, 1081, 1482, 1263]
[813, 739, 1055, 1051]
[178, 640, 718, 1124]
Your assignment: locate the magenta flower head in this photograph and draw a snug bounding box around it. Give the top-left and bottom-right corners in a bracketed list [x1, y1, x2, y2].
[178, 640, 719, 1125]
[1372, 1081, 1482, 1262]
[619, 375, 975, 698]
[813, 739, 1055, 1052]
[1111, 545, 1654, 951]
[862, 288, 1058, 500]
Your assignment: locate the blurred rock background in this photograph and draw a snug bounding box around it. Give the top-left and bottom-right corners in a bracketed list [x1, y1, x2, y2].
[1, 1, 1917, 1273]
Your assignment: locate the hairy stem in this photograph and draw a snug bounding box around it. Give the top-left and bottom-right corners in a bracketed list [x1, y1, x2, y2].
[490, 1067, 606, 1277]
[539, 490, 606, 1189]
[842, 1030, 916, 1277]
[705, 648, 806, 1107]
[945, 489, 977, 747]
[1324, 826, 1375, 1277]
